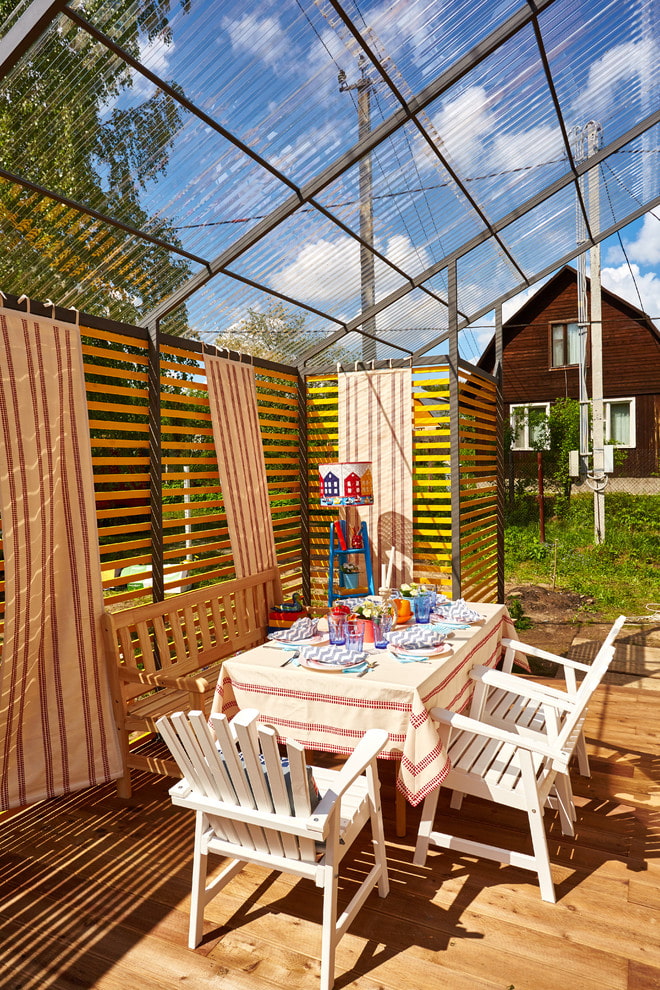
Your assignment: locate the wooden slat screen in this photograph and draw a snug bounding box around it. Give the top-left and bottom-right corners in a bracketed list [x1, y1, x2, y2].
[458, 363, 499, 602]
[306, 366, 499, 609]
[0, 319, 302, 631]
[82, 325, 151, 606]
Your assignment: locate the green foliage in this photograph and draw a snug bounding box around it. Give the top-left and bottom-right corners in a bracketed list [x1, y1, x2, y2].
[506, 595, 533, 630]
[505, 494, 660, 619]
[0, 0, 193, 328]
[507, 399, 580, 517]
[214, 300, 350, 366]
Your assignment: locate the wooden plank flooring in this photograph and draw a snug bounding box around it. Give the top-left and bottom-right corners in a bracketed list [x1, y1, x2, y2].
[1, 681, 659, 990]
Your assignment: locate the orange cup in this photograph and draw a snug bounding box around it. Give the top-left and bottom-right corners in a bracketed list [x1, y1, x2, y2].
[394, 598, 412, 623]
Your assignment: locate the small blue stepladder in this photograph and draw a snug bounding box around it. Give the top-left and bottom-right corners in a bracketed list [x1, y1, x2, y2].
[327, 519, 375, 607]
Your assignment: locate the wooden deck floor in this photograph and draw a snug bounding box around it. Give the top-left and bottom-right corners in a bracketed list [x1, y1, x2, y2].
[1, 680, 659, 990]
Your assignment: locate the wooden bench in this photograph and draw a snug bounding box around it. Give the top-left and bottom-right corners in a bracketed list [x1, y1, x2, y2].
[103, 567, 282, 797]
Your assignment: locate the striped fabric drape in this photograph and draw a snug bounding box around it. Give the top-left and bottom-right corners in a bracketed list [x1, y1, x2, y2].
[205, 356, 279, 578]
[339, 369, 413, 588]
[0, 309, 122, 810]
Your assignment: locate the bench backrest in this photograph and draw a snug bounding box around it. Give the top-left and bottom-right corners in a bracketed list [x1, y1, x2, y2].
[102, 567, 282, 703]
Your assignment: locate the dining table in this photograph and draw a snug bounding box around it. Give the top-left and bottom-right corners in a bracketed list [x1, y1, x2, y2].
[210, 601, 522, 834]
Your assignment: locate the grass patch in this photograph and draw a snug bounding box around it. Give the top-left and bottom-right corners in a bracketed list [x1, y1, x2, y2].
[505, 493, 660, 621]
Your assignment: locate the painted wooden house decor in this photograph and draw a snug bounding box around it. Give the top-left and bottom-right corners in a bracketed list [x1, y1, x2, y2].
[318, 462, 374, 506]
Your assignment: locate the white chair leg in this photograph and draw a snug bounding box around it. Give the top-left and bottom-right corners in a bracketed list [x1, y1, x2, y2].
[413, 788, 441, 866]
[527, 803, 556, 903]
[320, 844, 339, 990]
[575, 731, 591, 777]
[366, 764, 390, 897]
[189, 812, 209, 948]
[553, 774, 576, 837]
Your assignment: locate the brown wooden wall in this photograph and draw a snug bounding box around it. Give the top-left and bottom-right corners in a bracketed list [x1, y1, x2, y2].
[502, 276, 660, 405]
[500, 270, 660, 477]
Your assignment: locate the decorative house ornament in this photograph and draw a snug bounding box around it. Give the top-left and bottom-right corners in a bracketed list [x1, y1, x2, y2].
[318, 462, 373, 506]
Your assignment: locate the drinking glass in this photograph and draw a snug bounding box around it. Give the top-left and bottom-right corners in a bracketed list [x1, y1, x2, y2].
[413, 593, 433, 624]
[346, 618, 364, 652]
[327, 612, 346, 645]
[373, 614, 393, 649]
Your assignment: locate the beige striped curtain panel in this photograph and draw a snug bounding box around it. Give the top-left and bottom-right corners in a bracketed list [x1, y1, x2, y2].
[0, 309, 122, 811]
[339, 369, 413, 588]
[205, 356, 279, 578]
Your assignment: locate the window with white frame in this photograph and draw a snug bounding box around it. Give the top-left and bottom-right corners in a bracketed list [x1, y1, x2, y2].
[550, 321, 581, 367]
[510, 403, 551, 450]
[605, 397, 635, 448]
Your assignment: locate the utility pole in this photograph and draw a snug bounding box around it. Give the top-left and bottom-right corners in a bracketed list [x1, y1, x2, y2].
[339, 55, 376, 363]
[571, 120, 606, 544]
[587, 121, 606, 543]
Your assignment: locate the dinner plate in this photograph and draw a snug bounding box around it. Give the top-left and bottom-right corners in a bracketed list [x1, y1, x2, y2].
[391, 642, 452, 659]
[271, 634, 329, 648]
[299, 655, 365, 672]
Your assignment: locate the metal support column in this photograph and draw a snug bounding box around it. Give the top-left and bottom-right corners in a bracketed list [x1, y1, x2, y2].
[147, 319, 164, 602]
[448, 260, 461, 598]
[495, 304, 505, 603]
[297, 369, 311, 607]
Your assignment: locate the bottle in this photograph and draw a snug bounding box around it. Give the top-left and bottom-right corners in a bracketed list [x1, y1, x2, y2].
[377, 587, 397, 634]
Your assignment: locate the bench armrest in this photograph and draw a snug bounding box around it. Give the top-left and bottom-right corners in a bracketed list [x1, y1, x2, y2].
[117, 666, 211, 694]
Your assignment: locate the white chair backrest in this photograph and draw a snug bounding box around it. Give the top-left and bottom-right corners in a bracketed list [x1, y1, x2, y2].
[156, 708, 318, 862]
[554, 615, 626, 755]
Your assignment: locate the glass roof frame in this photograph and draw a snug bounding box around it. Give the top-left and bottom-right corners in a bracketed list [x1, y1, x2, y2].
[1, 0, 658, 370]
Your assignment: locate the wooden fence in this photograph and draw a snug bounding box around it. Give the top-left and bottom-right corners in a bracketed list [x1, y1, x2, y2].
[0, 309, 500, 629]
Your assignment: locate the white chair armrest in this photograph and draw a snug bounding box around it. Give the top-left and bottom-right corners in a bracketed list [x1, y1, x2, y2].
[470, 665, 579, 709]
[429, 707, 565, 765]
[307, 728, 388, 834]
[501, 639, 591, 673]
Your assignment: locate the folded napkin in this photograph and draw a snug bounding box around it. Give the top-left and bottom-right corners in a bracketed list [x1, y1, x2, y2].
[268, 616, 319, 642]
[299, 644, 367, 666]
[429, 620, 470, 634]
[385, 626, 446, 650]
[431, 599, 485, 623]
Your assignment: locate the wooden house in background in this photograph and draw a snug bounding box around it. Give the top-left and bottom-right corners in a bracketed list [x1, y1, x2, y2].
[478, 266, 660, 480]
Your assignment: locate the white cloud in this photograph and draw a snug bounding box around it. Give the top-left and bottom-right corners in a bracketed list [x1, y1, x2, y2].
[601, 263, 660, 325]
[619, 213, 660, 265]
[222, 12, 289, 70]
[272, 231, 430, 315]
[574, 38, 657, 121]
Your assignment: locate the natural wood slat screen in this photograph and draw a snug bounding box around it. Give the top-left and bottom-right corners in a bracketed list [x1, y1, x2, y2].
[306, 366, 499, 609]
[0, 319, 302, 629]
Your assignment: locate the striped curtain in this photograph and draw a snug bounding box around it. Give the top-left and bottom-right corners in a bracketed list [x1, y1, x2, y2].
[0, 309, 122, 810]
[205, 356, 279, 578]
[339, 369, 413, 588]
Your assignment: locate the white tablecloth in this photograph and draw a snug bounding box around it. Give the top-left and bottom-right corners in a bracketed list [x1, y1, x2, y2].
[211, 603, 519, 806]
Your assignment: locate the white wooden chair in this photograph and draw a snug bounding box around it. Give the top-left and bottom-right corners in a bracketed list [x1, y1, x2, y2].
[413, 616, 626, 902]
[470, 615, 627, 777]
[156, 708, 389, 990]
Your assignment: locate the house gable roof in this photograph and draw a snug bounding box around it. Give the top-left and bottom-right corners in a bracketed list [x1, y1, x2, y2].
[478, 266, 660, 374]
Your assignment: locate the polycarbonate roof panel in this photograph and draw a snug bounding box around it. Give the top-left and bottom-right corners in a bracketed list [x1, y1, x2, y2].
[315, 118, 485, 273]
[421, 21, 569, 223]
[456, 239, 523, 318]
[0, 0, 658, 363]
[498, 182, 583, 281]
[336, 0, 525, 96]
[76, 0, 401, 188]
[541, 0, 659, 139]
[228, 203, 409, 323]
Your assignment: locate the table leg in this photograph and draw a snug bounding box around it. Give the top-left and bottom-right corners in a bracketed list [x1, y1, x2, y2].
[395, 786, 407, 837]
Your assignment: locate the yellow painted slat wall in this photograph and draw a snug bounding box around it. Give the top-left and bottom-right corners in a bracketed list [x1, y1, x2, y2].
[306, 366, 499, 610]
